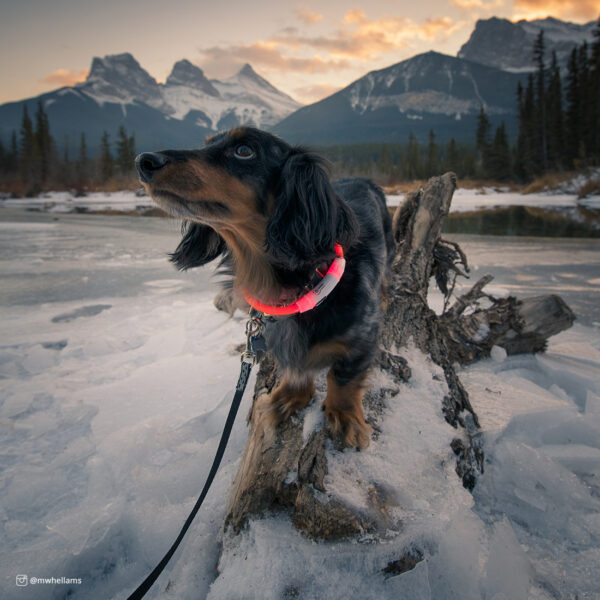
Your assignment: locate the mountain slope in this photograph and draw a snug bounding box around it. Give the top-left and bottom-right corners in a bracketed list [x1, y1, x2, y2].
[273, 51, 526, 145]
[458, 17, 597, 72]
[0, 53, 301, 154]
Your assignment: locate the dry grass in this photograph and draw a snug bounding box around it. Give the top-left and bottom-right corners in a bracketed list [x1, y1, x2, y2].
[0, 180, 29, 197]
[0, 174, 140, 197]
[522, 172, 576, 195]
[578, 178, 600, 199]
[87, 175, 139, 193]
[382, 178, 521, 196]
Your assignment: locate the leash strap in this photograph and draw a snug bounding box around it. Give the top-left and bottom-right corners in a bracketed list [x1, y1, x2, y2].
[126, 311, 264, 600]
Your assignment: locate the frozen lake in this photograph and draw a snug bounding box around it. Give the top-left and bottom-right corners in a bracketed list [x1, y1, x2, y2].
[1, 209, 599, 599]
[1, 209, 599, 324]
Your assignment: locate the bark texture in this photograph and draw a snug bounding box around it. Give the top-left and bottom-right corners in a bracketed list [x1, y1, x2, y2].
[223, 173, 575, 541]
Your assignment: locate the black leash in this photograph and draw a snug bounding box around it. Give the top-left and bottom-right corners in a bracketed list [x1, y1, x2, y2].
[126, 310, 266, 600]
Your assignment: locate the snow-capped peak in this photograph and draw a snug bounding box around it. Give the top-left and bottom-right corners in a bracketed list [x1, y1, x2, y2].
[79, 52, 164, 108]
[166, 60, 219, 97]
[458, 16, 597, 72]
[74, 53, 301, 130]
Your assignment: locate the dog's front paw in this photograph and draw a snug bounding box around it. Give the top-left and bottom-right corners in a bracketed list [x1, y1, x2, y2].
[325, 407, 372, 450]
[264, 379, 315, 428]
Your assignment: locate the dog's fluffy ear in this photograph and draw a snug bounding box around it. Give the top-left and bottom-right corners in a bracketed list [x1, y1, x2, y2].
[170, 222, 226, 270]
[266, 150, 358, 268]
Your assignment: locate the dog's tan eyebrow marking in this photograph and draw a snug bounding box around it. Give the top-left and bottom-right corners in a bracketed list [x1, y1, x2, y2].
[228, 127, 246, 140]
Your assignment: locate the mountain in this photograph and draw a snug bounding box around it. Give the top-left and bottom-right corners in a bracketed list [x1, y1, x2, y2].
[0, 53, 301, 154]
[273, 51, 526, 145]
[458, 17, 597, 72]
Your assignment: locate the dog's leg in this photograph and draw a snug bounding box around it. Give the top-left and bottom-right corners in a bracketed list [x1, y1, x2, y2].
[265, 374, 315, 427]
[324, 368, 372, 450]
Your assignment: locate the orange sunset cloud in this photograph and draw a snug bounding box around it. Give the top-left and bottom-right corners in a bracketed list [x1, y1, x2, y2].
[41, 68, 88, 87]
[451, 0, 504, 11]
[513, 0, 600, 21]
[296, 9, 323, 25]
[199, 9, 463, 76]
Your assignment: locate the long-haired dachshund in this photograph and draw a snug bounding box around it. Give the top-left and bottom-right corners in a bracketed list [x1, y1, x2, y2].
[135, 127, 394, 449]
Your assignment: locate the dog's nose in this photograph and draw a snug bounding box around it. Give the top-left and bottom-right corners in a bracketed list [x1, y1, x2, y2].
[135, 152, 170, 182]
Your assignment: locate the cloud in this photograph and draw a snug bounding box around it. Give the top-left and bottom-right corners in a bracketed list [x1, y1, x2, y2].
[199, 9, 463, 77]
[199, 41, 351, 75]
[41, 68, 88, 87]
[512, 0, 600, 21]
[451, 0, 504, 11]
[296, 9, 323, 25]
[271, 11, 462, 61]
[293, 82, 343, 103]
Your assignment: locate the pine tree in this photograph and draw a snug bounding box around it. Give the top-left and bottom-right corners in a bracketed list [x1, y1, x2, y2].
[515, 74, 541, 181]
[377, 144, 393, 179]
[546, 51, 565, 170]
[578, 42, 591, 166]
[34, 100, 53, 183]
[100, 131, 114, 181]
[590, 18, 600, 162]
[475, 106, 492, 177]
[116, 125, 136, 174]
[19, 105, 37, 188]
[488, 122, 511, 181]
[7, 131, 18, 174]
[565, 48, 581, 167]
[406, 132, 421, 180]
[425, 129, 439, 178]
[0, 139, 5, 174]
[444, 138, 460, 174]
[128, 132, 136, 168]
[533, 30, 548, 172]
[57, 135, 73, 188]
[76, 133, 89, 184]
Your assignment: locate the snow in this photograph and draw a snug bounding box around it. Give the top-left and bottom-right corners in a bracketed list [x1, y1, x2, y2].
[5, 185, 597, 217]
[1, 190, 153, 213]
[1, 209, 599, 599]
[77, 57, 301, 130]
[387, 186, 597, 212]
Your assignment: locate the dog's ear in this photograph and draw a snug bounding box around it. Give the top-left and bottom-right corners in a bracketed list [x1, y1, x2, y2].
[170, 222, 226, 270]
[266, 150, 358, 267]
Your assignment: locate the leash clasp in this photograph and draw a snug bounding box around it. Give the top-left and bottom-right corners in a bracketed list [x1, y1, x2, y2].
[242, 308, 267, 364]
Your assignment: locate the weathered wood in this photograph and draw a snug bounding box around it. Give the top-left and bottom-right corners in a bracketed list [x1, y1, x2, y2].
[438, 282, 576, 365]
[222, 173, 574, 542]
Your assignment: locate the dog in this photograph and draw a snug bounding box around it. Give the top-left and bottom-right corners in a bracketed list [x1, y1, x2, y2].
[135, 127, 394, 449]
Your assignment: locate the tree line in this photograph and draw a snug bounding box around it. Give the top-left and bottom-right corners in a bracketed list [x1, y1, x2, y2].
[0, 101, 137, 195]
[513, 22, 600, 180]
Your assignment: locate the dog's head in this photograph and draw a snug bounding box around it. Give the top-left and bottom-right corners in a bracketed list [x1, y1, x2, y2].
[135, 128, 358, 278]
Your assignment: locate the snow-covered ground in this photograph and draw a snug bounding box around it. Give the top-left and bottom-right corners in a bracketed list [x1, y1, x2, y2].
[1, 209, 599, 599]
[2, 184, 600, 215]
[387, 186, 600, 212]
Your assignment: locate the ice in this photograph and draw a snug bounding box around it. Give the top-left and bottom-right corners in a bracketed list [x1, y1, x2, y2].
[490, 345, 507, 362]
[1, 209, 599, 599]
[51, 304, 112, 323]
[483, 518, 531, 600]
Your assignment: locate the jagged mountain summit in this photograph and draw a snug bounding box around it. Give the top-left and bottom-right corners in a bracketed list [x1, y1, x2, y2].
[0, 53, 301, 153]
[77, 53, 300, 129]
[274, 51, 525, 145]
[458, 17, 597, 72]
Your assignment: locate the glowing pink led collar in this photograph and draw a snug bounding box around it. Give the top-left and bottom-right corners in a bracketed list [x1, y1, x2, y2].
[244, 243, 346, 316]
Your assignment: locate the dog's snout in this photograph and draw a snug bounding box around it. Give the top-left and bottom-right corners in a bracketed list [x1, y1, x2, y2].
[135, 152, 170, 182]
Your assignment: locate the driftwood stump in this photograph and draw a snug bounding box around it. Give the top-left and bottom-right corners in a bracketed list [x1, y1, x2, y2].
[221, 173, 575, 543]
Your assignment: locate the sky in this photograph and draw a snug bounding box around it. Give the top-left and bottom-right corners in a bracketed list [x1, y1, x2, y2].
[0, 0, 598, 105]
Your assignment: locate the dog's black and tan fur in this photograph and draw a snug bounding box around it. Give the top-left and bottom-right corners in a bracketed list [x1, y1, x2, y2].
[136, 127, 394, 449]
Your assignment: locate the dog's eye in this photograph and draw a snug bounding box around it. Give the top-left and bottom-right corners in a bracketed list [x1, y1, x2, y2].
[234, 145, 255, 160]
